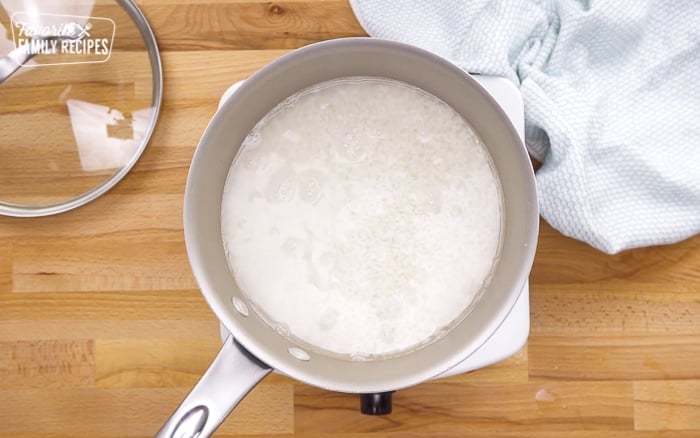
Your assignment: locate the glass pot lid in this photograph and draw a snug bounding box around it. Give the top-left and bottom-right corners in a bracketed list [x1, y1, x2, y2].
[0, 0, 162, 217]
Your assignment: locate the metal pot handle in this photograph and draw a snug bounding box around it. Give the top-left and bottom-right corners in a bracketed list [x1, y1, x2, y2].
[154, 335, 271, 438]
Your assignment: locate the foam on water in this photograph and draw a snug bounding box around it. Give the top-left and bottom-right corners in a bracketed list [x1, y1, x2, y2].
[221, 77, 502, 357]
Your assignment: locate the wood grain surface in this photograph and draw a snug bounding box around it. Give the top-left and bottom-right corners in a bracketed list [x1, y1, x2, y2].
[1, 0, 699, 437]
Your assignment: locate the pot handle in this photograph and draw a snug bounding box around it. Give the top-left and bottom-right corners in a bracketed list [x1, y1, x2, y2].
[154, 335, 272, 438]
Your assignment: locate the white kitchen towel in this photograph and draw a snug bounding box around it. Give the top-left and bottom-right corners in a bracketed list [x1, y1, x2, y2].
[349, 0, 700, 254]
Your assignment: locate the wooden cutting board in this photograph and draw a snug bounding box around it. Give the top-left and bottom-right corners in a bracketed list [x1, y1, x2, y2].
[1, 1, 699, 436]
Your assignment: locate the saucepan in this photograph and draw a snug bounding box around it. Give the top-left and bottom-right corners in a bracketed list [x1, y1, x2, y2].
[156, 37, 538, 438]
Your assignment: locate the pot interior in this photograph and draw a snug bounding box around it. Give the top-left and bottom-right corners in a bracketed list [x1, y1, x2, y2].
[184, 37, 538, 393]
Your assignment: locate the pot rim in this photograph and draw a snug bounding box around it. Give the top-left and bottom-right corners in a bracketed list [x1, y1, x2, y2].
[183, 37, 539, 394]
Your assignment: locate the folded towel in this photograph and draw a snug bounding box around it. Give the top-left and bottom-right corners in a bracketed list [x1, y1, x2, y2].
[349, 0, 700, 253]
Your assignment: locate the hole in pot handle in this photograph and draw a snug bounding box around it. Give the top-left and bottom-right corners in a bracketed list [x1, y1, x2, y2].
[154, 336, 271, 438]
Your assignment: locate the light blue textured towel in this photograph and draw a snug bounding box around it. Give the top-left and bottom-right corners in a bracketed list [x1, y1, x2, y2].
[349, 0, 700, 254]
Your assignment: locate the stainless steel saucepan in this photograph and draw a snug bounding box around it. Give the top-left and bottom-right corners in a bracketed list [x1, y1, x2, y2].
[156, 37, 538, 438]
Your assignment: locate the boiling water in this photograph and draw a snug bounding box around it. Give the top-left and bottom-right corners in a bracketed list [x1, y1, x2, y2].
[221, 77, 502, 357]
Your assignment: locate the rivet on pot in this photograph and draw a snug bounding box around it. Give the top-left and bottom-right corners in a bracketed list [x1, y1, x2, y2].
[288, 347, 310, 361]
[231, 297, 249, 317]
